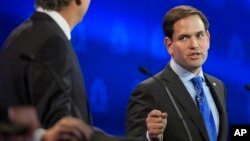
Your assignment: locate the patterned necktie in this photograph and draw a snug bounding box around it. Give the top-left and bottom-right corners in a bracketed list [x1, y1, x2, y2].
[191, 76, 217, 141]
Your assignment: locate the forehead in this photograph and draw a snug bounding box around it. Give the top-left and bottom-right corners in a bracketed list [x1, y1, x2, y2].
[173, 15, 205, 36]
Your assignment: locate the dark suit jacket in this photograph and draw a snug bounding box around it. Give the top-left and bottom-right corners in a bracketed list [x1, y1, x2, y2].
[126, 64, 228, 141]
[0, 12, 90, 128]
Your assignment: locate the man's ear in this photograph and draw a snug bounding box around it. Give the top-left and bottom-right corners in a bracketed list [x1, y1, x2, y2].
[165, 37, 174, 56]
[164, 37, 172, 47]
[206, 30, 210, 49]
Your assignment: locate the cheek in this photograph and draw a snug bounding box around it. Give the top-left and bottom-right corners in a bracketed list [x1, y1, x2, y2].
[202, 44, 210, 53]
[173, 47, 183, 55]
[202, 39, 210, 49]
[204, 49, 209, 57]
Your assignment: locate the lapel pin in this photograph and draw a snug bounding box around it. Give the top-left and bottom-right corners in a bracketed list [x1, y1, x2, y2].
[213, 83, 216, 86]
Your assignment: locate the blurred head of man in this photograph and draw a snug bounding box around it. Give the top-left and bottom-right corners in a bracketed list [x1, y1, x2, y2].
[35, 0, 91, 29]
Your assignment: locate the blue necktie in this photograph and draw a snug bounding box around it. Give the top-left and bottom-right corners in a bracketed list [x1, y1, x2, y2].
[191, 76, 217, 141]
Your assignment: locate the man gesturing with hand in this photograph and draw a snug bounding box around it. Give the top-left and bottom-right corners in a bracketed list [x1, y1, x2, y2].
[126, 5, 228, 141]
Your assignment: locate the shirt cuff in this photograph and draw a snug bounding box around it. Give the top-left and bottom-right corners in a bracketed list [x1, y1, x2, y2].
[146, 131, 152, 141]
[146, 131, 163, 141]
[33, 128, 46, 141]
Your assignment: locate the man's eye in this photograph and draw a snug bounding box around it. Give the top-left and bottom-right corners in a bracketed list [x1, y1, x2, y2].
[197, 33, 205, 38]
[179, 36, 188, 41]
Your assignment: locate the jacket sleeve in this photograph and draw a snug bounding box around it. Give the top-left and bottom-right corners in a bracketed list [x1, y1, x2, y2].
[26, 36, 75, 129]
[125, 81, 159, 141]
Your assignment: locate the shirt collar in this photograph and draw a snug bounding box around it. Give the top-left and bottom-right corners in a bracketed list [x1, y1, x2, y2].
[170, 59, 204, 82]
[36, 7, 71, 40]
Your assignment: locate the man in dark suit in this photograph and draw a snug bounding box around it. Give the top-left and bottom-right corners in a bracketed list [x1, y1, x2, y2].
[0, 0, 91, 128]
[126, 5, 228, 141]
[0, 0, 140, 141]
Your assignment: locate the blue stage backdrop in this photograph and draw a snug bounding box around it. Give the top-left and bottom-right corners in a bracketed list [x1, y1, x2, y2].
[1, 0, 250, 135]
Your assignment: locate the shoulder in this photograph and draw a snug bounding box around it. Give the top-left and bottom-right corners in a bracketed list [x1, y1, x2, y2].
[204, 73, 226, 90]
[133, 70, 167, 95]
[204, 73, 224, 83]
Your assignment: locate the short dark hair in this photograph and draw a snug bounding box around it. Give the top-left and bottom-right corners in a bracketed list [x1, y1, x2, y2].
[162, 5, 209, 39]
[35, 0, 73, 11]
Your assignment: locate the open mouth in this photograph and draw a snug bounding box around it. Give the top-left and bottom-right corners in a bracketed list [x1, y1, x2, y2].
[189, 52, 201, 59]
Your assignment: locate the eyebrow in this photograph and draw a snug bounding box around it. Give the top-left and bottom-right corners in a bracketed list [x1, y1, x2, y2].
[196, 31, 205, 35]
[177, 30, 205, 38]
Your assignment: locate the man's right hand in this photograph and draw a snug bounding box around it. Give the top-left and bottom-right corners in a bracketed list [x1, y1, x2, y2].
[43, 116, 93, 141]
[146, 109, 167, 140]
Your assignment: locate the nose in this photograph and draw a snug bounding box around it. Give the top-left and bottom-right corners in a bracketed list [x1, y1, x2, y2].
[189, 37, 199, 49]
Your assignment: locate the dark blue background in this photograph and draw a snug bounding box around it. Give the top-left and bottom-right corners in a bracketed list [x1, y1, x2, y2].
[1, 0, 250, 136]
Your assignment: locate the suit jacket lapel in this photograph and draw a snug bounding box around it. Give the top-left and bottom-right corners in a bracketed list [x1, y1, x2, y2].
[204, 74, 225, 115]
[204, 74, 227, 141]
[159, 65, 210, 141]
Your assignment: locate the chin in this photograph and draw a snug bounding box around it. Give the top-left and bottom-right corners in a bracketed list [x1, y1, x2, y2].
[186, 63, 202, 70]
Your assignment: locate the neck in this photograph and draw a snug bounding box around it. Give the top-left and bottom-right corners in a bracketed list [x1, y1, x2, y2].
[58, 2, 81, 30]
[191, 68, 201, 76]
[59, 11, 78, 30]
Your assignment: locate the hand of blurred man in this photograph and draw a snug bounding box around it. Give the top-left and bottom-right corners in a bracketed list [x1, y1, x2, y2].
[7, 106, 40, 141]
[43, 116, 93, 141]
[9, 106, 40, 132]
